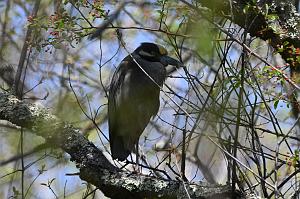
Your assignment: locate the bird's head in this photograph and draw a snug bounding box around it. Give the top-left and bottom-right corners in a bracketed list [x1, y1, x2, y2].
[135, 42, 183, 68]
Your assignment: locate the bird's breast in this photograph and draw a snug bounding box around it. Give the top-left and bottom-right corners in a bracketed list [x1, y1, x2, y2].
[133, 59, 166, 87]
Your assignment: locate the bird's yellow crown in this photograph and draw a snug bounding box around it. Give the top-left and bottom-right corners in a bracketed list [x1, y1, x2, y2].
[158, 45, 168, 55]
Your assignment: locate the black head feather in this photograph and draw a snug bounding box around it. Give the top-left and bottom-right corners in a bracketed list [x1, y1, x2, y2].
[134, 43, 168, 62]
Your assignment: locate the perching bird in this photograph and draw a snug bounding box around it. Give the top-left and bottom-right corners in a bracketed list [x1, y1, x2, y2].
[108, 42, 182, 161]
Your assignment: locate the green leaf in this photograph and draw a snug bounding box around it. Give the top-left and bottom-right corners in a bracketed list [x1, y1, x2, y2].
[266, 14, 279, 21]
[12, 186, 20, 196]
[274, 99, 279, 109]
[243, 5, 250, 14]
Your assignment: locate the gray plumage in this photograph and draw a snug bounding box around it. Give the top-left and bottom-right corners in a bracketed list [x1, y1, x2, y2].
[108, 43, 182, 161]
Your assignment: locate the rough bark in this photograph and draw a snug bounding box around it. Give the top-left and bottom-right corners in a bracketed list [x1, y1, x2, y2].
[0, 91, 238, 199]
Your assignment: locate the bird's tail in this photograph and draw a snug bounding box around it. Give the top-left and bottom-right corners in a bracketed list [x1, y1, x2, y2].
[110, 136, 131, 161]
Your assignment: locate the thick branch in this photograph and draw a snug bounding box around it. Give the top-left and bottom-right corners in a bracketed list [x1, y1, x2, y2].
[0, 92, 238, 198]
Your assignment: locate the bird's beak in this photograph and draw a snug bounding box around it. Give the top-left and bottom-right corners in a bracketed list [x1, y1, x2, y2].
[160, 56, 183, 68]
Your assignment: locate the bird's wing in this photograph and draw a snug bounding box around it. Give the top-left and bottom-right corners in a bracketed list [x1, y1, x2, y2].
[108, 59, 130, 160]
[108, 58, 142, 160]
[108, 57, 161, 160]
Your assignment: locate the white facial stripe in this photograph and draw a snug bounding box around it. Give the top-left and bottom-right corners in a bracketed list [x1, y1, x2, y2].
[139, 49, 154, 57]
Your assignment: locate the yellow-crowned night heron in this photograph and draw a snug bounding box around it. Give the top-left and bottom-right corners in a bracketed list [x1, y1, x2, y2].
[108, 42, 182, 161]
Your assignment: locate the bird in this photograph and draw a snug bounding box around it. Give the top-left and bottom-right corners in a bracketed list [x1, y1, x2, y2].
[108, 42, 182, 161]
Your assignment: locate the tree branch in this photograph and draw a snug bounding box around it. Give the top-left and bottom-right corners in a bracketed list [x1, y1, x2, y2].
[0, 91, 238, 198]
[14, 0, 41, 98]
[183, 0, 300, 67]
